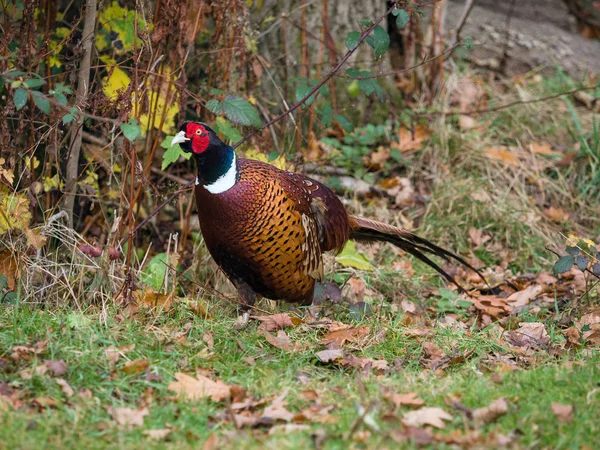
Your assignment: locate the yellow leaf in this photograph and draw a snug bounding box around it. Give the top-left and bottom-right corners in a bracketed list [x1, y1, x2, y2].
[244, 147, 287, 171]
[335, 241, 373, 271]
[483, 146, 520, 167]
[102, 66, 131, 100]
[0, 190, 31, 234]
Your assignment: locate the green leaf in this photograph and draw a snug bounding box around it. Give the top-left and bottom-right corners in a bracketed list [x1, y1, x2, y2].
[205, 99, 223, 115]
[345, 31, 361, 50]
[333, 114, 354, 132]
[553, 255, 575, 274]
[120, 119, 142, 142]
[24, 78, 45, 88]
[161, 136, 191, 170]
[317, 102, 333, 127]
[62, 106, 79, 125]
[267, 151, 280, 162]
[210, 87, 225, 95]
[214, 116, 243, 144]
[0, 275, 8, 290]
[592, 262, 600, 276]
[13, 88, 28, 110]
[575, 255, 589, 271]
[566, 246, 580, 256]
[295, 83, 317, 107]
[359, 19, 372, 27]
[220, 96, 261, 128]
[31, 91, 50, 115]
[141, 253, 168, 291]
[394, 9, 410, 29]
[335, 241, 373, 271]
[372, 25, 390, 59]
[390, 148, 402, 162]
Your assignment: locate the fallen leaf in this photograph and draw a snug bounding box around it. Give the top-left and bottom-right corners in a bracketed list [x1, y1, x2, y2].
[504, 322, 550, 349]
[483, 146, 520, 167]
[0, 249, 19, 291]
[472, 398, 508, 423]
[385, 392, 425, 408]
[262, 330, 302, 352]
[402, 407, 453, 429]
[544, 207, 569, 223]
[340, 354, 388, 371]
[108, 406, 149, 429]
[392, 125, 432, 152]
[44, 360, 68, 377]
[202, 433, 219, 450]
[469, 227, 491, 248]
[168, 373, 231, 402]
[458, 115, 476, 130]
[320, 326, 369, 346]
[529, 142, 562, 157]
[134, 289, 174, 311]
[506, 284, 542, 309]
[268, 424, 311, 435]
[202, 333, 214, 350]
[252, 313, 299, 331]
[143, 428, 172, 440]
[551, 403, 573, 423]
[123, 359, 150, 375]
[469, 295, 511, 319]
[315, 348, 344, 363]
[56, 378, 74, 397]
[263, 390, 294, 422]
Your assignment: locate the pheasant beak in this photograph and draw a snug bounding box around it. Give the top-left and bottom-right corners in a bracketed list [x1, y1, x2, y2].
[171, 130, 190, 146]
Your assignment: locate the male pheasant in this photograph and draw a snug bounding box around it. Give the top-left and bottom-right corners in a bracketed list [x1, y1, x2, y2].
[172, 121, 481, 310]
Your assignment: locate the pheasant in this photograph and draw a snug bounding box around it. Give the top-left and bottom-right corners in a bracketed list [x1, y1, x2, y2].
[172, 121, 481, 311]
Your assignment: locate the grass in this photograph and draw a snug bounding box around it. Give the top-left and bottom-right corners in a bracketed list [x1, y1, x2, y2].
[1, 303, 599, 449]
[2, 71, 600, 448]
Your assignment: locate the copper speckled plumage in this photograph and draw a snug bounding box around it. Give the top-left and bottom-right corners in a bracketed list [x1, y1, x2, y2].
[195, 159, 349, 305]
[174, 121, 484, 309]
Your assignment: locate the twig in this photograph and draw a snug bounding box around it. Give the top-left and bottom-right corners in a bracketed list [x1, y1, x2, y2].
[63, 0, 97, 227]
[450, 0, 477, 46]
[499, 0, 517, 73]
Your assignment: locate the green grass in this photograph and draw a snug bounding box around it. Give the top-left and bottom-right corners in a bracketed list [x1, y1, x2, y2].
[1, 302, 599, 449]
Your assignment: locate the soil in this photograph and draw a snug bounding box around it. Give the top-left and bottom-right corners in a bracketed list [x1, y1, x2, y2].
[446, 0, 600, 76]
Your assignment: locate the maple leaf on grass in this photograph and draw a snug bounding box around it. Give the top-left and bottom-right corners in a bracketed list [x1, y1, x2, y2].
[262, 330, 304, 352]
[402, 407, 453, 429]
[252, 313, 301, 332]
[384, 392, 425, 409]
[472, 398, 508, 424]
[108, 406, 149, 429]
[168, 373, 231, 402]
[320, 326, 369, 346]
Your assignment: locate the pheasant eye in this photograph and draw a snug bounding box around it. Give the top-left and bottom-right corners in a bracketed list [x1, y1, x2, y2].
[195, 129, 202, 135]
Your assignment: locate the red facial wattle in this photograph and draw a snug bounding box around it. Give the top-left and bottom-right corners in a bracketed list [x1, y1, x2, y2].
[186, 123, 210, 154]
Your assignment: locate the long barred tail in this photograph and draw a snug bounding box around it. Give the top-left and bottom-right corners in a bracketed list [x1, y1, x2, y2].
[348, 216, 485, 291]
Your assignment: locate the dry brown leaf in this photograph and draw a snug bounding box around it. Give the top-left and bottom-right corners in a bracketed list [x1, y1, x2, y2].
[143, 428, 172, 440]
[483, 146, 520, 167]
[56, 378, 74, 397]
[262, 330, 302, 352]
[400, 300, 417, 314]
[529, 142, 562, 157]
[544, 207, 569, 223]
[469, 227, 491, 248]
[134, 289, 174, 311]
[0, 249, 20, 291]
[168, 372, 231, 402]
[108, 406, 149, 429]
[368, 146, 390, 168]
[25, 228, 47, 250]
[385, 392, 425, 408]
[392, 125, 432, 153]
[472, 398, 508, 423]
[469, 295, 511, 319]
[123, 359, 150, 375]
[402, 407, 453, 429]
[202, 333, 214, 350]
[320, 326, 369, 346]
[458, 115, 476, 130]
[263, 390, 294, 422]
[11, 339, 47, 361]
[385, 177, 417, 207]
[345, 277, 366, 302]
[506, 284, 543, 309]
[315, 348, 344, 363]
[202, 433, 219, 450]
[504, 322, 550, 349]
[44, 360, 68, 377]
[340, 354, 388, 371]
[252, 313, 300, 331]
[551, 403, 573, 423]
